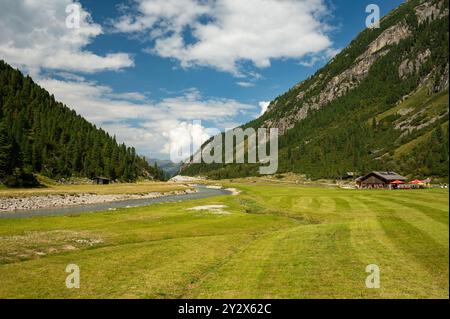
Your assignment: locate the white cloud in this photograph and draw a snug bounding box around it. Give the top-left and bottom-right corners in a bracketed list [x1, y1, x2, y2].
[114, 0, 210, 34]
[101, 122, 165, 159]
[37, 77, 145, 122]
[0, 0, 134, 73]
[236, 81, 255, 88]
[259, 101, 270, 116]
[157, 88, 255, 121]
[37, 76, 256, 159]
[115, 0, 331, 76]
[114, 0, 333, 76]
[165, 121, 213, 162]
[298, 47, 341, 67]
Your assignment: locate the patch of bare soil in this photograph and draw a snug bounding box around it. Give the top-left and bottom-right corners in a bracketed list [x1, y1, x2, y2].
[0, 230, 103, 264]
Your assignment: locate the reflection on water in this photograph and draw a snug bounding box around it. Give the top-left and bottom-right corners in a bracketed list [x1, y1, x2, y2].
[0, 185, 230, 219]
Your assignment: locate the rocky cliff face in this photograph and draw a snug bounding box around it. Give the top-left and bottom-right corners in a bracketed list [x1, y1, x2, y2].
[415, 0, 449, 23]
[263, 0, 448, 135]
[399, 49, 431, 79]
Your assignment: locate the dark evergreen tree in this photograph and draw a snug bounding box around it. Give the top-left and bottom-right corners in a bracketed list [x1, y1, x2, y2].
[0, 120, 13, 178]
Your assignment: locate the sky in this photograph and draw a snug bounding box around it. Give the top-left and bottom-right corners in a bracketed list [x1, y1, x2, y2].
[0, 0, 404, 160]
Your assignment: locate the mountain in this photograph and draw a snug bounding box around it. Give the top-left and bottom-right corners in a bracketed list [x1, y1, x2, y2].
[0, 60, 165, 186]
[182, 0, 449, 181]
[147, 159, 182, 178]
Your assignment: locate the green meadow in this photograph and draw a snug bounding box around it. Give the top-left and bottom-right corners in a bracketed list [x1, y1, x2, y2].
[0, 183, 448, 298]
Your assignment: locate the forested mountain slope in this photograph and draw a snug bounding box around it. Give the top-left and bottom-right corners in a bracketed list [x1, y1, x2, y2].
[182, 0, 449, 181]
[0, 61, 164, 186]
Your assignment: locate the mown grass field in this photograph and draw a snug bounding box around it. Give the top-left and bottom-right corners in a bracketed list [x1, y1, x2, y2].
[0, 183, 448, 298]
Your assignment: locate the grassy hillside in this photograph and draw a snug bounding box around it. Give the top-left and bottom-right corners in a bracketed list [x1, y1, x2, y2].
[0, 183, 448, 298]
[182, 0, 449, 180]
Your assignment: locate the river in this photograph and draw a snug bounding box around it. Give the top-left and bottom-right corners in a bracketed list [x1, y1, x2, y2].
[0, 185, 231, 219]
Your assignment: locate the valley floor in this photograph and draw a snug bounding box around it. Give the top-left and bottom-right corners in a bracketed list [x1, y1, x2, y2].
[0, 183, 448, 298]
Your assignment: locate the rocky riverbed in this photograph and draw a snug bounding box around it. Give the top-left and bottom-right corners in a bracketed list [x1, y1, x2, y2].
[0, 189, 198, 212]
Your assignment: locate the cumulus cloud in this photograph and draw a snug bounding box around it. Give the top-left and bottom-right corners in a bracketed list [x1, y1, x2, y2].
[0, 0, 134, 73]
[113, 0, 334, 76]
[37, 76, 256, 159]
[259, 101, 270, 116]
[165, 121, 214, 163]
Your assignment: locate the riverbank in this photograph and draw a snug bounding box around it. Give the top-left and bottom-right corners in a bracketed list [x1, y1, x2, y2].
[0, 181, 188, 199]
[0, 188, 197, 212]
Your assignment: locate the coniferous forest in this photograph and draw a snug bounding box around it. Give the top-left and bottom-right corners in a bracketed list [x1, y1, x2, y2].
[0, 61, 164, 186]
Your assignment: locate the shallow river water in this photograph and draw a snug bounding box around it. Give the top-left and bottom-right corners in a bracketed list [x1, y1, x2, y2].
[0, 185, 231, 219]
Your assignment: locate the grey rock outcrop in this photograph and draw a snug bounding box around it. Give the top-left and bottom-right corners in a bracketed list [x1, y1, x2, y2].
[264, 22, 412, 135]
[415, 0, 448, 24]
[399, 49, 432, 79]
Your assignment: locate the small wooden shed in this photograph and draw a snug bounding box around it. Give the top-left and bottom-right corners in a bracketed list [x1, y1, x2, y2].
[92, 176, 110, 185]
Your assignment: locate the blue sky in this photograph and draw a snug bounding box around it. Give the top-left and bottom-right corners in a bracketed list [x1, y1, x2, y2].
[0, 0, 404, 159]
[82, 0, 403, 103]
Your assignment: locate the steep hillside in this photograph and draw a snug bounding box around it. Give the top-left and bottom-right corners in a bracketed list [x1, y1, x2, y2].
[182, 0, 449, 181]
[0, 61, 164, 186]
